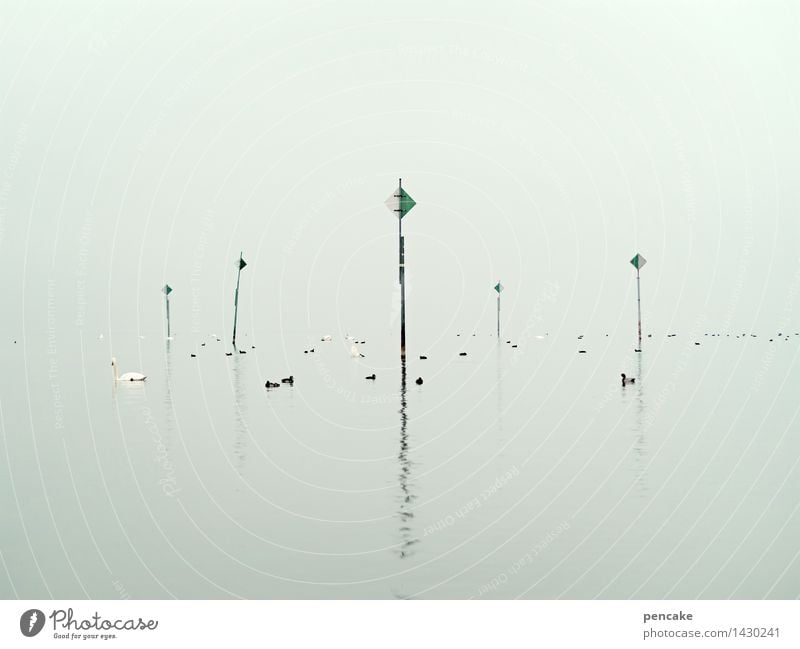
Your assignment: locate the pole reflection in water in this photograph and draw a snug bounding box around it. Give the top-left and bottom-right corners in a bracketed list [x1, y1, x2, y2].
[163, 339, 177, 464]
[232, 351, 247, 475]
[495, 343, 507, 456]
[632, 352, 647, 497]
[163, 339, 176, 440]
[396, 358, 418, 559]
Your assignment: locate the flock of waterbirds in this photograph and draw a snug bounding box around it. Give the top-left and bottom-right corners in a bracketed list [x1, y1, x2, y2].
[104, 330, 506, 388]
[100, 328, 800, 389]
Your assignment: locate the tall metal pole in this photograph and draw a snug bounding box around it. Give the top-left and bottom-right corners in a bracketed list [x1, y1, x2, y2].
[399, 178, 406, 357]
[636, 266, 642, 348]
[232, 251, 243, 347]
[162, 284, 173, 339]
[494, 281, 503, 340]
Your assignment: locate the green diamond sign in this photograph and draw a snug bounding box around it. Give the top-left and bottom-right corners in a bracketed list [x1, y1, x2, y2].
[162, 284, 172, 295]
[494, 282, 504, 293]
[630, 253, 647, 270]
[385, 185, 416, 219]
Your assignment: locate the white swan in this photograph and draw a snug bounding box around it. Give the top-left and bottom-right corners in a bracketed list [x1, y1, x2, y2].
[111, 357, 146, 382]
[350, 344, 364, 358]
[321, 334, 332, 341]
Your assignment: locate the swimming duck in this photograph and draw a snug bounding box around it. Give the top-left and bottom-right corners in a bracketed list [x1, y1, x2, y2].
[621, 373, 635, 385]
[281, 376, 294, 384]
[415, 377, 423, 385]
[365, 374, 376, 380]
[264, 381, 280, 388]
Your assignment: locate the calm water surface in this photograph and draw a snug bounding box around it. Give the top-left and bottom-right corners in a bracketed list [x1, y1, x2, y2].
[1, 328, 798, 599]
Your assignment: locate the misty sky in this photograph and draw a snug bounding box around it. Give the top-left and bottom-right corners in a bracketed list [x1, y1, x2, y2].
[1, 0, 799, 343]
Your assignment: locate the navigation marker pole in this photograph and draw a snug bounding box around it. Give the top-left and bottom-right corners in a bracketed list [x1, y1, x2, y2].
[232, 252, 247, 347]
[630, 253, 647, 349]
[385, 179, 417, 358]
[162, 284, 173, 339]
[494, 281, 504, 339]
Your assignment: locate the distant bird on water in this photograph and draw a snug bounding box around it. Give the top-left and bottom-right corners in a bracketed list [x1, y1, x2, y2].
[265, 381, 280, 388]
[415, 377, 424, 385]
[111, 357, 146, 382]
[281, 376, 294, 384]
[621, 373, 635, 386]
[351, 344, 365, 358]
[365, 374, 376, 380]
